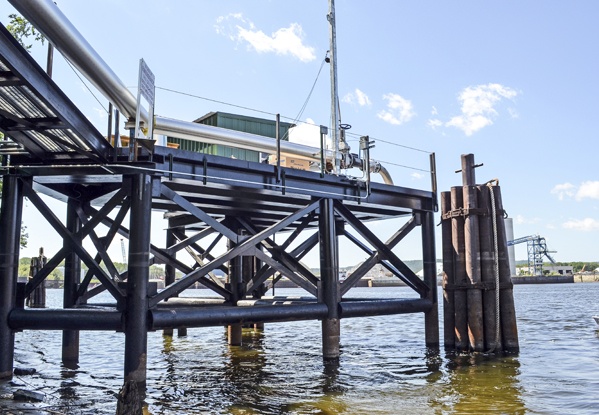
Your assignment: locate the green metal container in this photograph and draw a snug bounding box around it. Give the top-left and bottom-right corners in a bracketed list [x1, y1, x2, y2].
[167, 112, 294, 162]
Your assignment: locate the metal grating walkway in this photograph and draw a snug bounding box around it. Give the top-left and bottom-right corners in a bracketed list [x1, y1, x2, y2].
[0, 24, 111, 163]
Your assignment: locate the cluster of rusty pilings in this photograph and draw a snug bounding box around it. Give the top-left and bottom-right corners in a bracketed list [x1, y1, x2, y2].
[27, 249, 47, 308]
[441, 154, 519, 353]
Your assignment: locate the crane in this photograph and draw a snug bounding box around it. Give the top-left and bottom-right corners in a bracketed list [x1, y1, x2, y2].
[508, 234, 556, 276]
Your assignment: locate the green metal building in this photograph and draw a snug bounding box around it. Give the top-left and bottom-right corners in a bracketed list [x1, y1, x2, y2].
[167, 112, 295, 162]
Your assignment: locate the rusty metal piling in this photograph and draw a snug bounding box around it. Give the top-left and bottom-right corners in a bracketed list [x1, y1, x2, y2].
[442, 154, 519, 354]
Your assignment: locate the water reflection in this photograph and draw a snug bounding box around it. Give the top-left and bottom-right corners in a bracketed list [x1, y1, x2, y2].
[424, 347, 443, 384]
[321, 361, 344, 394]
[222, 328, 270, 413]
[433, 353, 527, 414]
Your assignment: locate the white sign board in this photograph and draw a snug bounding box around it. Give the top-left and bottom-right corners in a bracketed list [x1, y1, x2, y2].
[132, 58, 156, 160]
[139, 59, 155, 105]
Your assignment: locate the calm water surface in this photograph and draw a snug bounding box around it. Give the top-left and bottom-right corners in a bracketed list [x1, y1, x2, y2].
[1, 284, 598, 414]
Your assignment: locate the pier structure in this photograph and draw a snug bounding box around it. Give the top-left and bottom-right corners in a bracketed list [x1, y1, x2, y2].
[0, 10, 438, 399]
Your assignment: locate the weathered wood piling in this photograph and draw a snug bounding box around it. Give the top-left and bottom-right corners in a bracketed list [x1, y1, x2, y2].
[27, 248, 47, 308]
[441, 154, 519, 353]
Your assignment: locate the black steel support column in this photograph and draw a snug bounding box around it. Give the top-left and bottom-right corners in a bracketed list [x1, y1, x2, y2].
[0, 175, 23, 379]
[250, 253, 265, 331]
[62, 197, 82, 366]
[319, 198, 340, 361]
[227, 226, 243, 346]
[421, 211, 439, 348]
[163, 220, 176, 337]
[164, 219, 187, 337]
[124, 173, 152, 389]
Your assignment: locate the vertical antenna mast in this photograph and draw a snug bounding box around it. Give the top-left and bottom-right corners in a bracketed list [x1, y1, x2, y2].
[328, 0, 340, 173]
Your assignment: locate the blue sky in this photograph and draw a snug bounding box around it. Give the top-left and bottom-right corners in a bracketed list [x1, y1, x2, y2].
[3, 1, 598, 266]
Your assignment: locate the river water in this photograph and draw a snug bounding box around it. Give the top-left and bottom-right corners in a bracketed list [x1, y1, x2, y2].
[1, 283, 598, 414]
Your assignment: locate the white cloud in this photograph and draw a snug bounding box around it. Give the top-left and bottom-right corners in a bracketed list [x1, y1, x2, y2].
[411, 172, 424, 180]
[92, 107, 107, 120]
[551, 183, 576, 200]
[86, 107, 107, 124]
[562, 218, 599, 231]
[514, 214, 540, 225]
[287, 118, 323, 147]
[215, 14, 315, 62]
[445, 83, 518, 136]
[342, 88, 372, 107]
[551, 181, 599, 201]
[427, 119, 443, 130]
[431, 106, 438, 115]
[377, 93, 415, 125]
[576, 181, 599, 201]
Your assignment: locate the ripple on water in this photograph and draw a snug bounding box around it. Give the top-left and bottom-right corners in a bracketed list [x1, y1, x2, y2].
[3, 285, 599, 414]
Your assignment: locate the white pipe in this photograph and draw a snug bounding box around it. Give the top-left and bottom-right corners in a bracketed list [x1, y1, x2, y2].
[11, 0, 394, 185]
[154, 116, 326, 161]
[506, 218, 516, 276]
[376, 165, 393, 187]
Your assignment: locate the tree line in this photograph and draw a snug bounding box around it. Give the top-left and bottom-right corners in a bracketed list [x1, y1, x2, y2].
[18, 257, 167, 281]
[554, 262, 599, 273]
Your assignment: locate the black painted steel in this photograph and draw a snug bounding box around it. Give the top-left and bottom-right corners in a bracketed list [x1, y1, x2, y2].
[421, 210, 440, 347]
[0, 19, 441, 399]
[339, 298, 433, 318]
[0, 175, 23, 378]
[341, 215, 418, 295]
[62, 198, 82, 365]
[319, 197, 340, 360]
[319, 198, 339, 320]
[334, 200, 429, 295]
[124, 173, 152, 386]
[9, 308, 123, 331]
[22, 181, 126, 302]
[151, 303, 329, 329]
[0, 25, 111, 162]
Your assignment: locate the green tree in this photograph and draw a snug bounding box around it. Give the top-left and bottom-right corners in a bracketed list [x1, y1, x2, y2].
[18, 257, 31, 278]
[150, 265, 165, 279]
[6, 13, 45, 50]
[48, 267, 63, 281]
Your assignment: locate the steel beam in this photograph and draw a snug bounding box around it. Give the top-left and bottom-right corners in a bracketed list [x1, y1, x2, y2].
[319, 197, 340, 361]
[153, 146, 435, 212]
[0, 24, 111, 161]
[340, 215, 418, 295]
[62, 198, 82, 366]
[421, 210, 439, 348]
[22, 181, 126, 301]
[124, 173, 152, 388]
[150, 200, 320, 306]
[9, 308, 123, 331]
[340, 298, 433, 318]
[235, 217, 319, 287]
[247, 232, 319, 294]
[151, 303, 329, 329]
[78, 197, 131, 301]
[226, 226, 243, 345]
[0, 175, 23, 378]
[334, 200, 429, 295]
